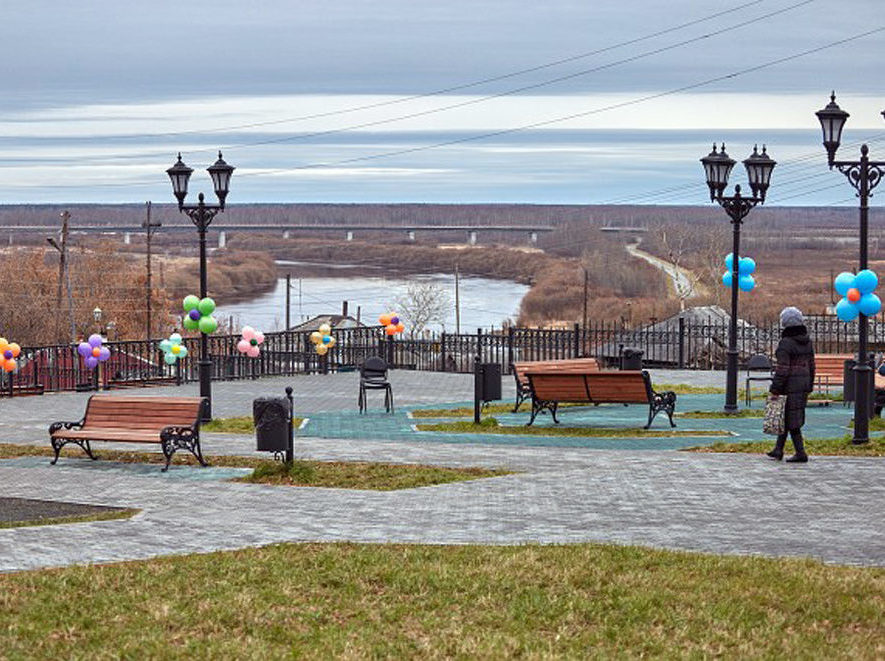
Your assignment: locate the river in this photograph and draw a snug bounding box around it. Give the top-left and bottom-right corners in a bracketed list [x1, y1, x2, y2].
[219, 262, 529, 332]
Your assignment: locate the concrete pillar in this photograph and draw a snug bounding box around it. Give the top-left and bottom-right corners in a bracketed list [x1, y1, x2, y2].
[123, 232, 131, 245]
[530, 231, 538, 244]
[346, 231, 353, 242]
[218, 231, 226, 249]
[408, 230, 415, 241]
[468, 231, 477, 246]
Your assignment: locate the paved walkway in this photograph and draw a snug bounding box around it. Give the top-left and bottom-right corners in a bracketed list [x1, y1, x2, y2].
[1, 369, 882, 572]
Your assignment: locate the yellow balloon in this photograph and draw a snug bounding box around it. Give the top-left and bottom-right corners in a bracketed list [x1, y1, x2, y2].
[327, 336, 337, 348]
[0, 338, 7, 354]
[315, 344, 328, 356]
[318, 323, 332, 335]
[9, 343, 20, 357]
[171, 345, 180, 355]
[310, 331, 322, 344]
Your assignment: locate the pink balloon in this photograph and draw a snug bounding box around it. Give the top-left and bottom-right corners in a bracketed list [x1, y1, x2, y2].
[247, 345, 260, 358]
[241, 326, 255, 342]
[254, 331, 265, 345]
[237, 339, 250, 354]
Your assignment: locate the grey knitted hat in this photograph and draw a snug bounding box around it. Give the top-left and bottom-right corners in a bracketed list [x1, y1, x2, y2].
[780, 306, 805, 328]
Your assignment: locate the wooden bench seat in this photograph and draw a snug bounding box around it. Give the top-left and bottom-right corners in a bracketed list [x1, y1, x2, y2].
[524, 370, 676, 429]
[49, 395, 207, 471]
[813, 353, 852, 393]
[511, 358, 600, 412]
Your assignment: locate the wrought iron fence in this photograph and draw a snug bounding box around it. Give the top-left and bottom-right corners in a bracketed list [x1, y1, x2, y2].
[2, 315, 882, 396]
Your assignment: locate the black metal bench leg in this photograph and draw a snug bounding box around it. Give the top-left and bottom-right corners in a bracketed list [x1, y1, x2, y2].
[527, 400, 541, 426]
[549, 402, 560, 424]
[387, 386, 394, 414]
[161, 439, 174, 472]
[50, 438, 65, 465]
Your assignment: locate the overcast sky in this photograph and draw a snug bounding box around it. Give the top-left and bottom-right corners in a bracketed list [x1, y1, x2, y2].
[0, 0, 882, 205]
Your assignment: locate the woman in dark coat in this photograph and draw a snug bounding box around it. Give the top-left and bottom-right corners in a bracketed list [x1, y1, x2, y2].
[768, 306, 815, 462]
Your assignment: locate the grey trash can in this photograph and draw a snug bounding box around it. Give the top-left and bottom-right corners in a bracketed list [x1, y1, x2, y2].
[621, 349, 643, 370]
[253, 397, 290, 452]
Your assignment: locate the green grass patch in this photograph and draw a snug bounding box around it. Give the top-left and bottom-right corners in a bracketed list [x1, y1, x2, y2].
[656, 383, 725, 394]
[0, 543, 882, 658]
[235, 460, 508, 490]
[810, 391, 844, 401]
[416, 418, 729, 438]
[0, 444, 506, 490]
[202, 416, 304, 433]
[685, 435, 885, 457]
[0, 508, 139, 530]
[679, 409, 764, 419]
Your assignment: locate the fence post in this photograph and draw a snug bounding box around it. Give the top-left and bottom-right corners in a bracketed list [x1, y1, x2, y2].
[507, 326, 514, 372]
[678, 315, 685, 369]
[387, 334, 395, 368]
[573, 322, 580, 358]
[440, 331, 447, 371]
[476, 328, 483, 363]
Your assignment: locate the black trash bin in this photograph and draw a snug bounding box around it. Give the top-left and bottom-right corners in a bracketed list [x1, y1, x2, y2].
[842, 357, 874, 409]
[253, 397, 290, 453]
[621, 349, 643, 370]
[480, 363, 502, 402]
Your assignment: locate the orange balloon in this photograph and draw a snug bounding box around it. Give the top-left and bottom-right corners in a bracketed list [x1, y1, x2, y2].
[379, 313, 392, 326]
[8, 343, 20, 358]
[92, 347, 101, 357]
[3, 358, 15, 372]
[847, 288, 861, 303]
[385, 324, 397, 336]
[0, 338, 8, 354]
[395, 322, 405, 333]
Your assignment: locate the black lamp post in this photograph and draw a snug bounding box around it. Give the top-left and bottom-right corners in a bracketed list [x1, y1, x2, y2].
[701, 143, 776, 412]
[815, 92, 885, 445]
[167, 151, 235, 422]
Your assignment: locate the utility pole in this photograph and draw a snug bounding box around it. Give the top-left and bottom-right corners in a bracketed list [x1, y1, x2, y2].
[52, 211, 76, 343]
[454, 262, 461, 334]
[285, 272, 291, 330]
[143, 201, 162, 342]
[582, 266, 589, 330]
[54, 212, 69, 342]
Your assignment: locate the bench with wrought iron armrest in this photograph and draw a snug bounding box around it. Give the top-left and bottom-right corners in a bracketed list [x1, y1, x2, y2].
[524, 370, 676, 429]
[510, 358, 600, 412]
[49, 395, 208, 471]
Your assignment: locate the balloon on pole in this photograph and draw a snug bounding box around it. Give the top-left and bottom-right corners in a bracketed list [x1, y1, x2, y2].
[834, 270, 881, 322]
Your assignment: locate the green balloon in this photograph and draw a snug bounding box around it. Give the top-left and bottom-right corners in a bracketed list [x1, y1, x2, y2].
[183, 295, 200, 312]
[198, 297, 216, 315]
[198, 315, 218, 334]
[183, 316, 200, 331]
[164, 353, 178, 365]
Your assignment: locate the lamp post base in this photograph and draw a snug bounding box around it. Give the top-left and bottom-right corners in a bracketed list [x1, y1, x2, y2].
[199, 358, 212, 423]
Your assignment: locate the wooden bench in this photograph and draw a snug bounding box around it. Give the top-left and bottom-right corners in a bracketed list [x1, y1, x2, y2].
[49, 395, 208, 472]
[813, 353, 852, 394]
[511, 358, 600, 412]
[524, 370, 677, 429]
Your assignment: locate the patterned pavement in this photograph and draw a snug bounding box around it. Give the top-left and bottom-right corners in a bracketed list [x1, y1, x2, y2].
[0, 369, 882, 572]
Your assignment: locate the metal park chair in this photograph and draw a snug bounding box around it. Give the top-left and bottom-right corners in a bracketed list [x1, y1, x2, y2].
[358, 356, 393, 414]
[744, 354, 774, 407]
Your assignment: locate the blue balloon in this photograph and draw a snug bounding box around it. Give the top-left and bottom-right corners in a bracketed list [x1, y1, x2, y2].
[854, 269, 878, 295]
[878, 364, 885, 377]
[724, 253, 734, 270]
[834, 271, 856, 296]
[722, 271, 733, 288]
[738, 275, 755, 291]
[859, 292, 882, 316]
[738, 257, 756, 275]
[836, 297, 860, 322]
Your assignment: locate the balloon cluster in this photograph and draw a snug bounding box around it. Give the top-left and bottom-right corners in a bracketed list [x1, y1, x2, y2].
[0, 338, 21, 373]
[77, 334, 110, 370]
[379, 312, 405, 336]
[834, 269, 881, 322]
[722, 253, 756, 292]
[237, 326, 265, 358]
[182, 295, 218, 334]
[309, 323, 336, 356]
[159, 333, 188, 365]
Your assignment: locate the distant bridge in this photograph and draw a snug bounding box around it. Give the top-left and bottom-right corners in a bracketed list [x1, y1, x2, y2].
[3, 222, 555, 247]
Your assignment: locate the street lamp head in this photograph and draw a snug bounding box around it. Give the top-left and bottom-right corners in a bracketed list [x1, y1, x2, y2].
[207, 151, 235, 209]
[743, 144, 776, 203]
[166, 153, 193, 209]
[815, 91, 849, 167]
[93, 307, 102, 323]
[700, 143, 735, 202]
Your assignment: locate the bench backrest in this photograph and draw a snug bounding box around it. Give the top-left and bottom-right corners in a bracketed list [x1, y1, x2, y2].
[82, 396, 205, 432]
[513, 358, 600, 385]
[525, 370, 650, 404]
[815, 354, 852, 375]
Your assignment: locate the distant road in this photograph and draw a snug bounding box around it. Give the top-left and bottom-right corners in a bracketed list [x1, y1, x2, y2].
[626, 243, 706, 301]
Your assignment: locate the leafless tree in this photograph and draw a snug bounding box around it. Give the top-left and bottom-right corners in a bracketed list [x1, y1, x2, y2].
[393, 282, 450, 334]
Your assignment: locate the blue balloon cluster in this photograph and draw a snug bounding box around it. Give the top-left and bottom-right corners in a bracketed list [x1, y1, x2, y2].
[834, 269, 881, 322]
[722, 253, 756, 292]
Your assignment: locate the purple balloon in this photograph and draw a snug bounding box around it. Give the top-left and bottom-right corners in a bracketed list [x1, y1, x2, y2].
[189, 309, 201, 321]
[391, 316, 399, 325]
[3, 350, 12, 360]
[85, 356, 99, 369]
[77, 342, 91, 357]
[98, 346, 111, 361]
[88, 333, 103, 348]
